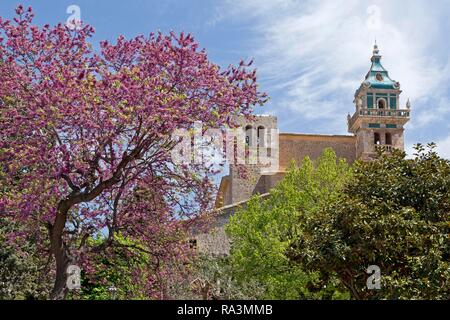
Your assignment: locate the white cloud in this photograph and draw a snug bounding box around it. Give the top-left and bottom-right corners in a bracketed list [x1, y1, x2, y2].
[216, 0, 450, 134]
[405, 136, 450, 160]
[436, 136, 450, 159]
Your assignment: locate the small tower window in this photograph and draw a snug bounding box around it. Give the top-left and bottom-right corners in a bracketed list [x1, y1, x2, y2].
[377, 98, 386, 109]
[385, 133, 392, 145]
[374, 132, 381, 145]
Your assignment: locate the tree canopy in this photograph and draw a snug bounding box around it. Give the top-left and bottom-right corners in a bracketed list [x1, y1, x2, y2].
[0, 6, 265, 299]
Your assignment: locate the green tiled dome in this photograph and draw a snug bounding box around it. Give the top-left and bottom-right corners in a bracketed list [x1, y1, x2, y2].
[363, 44, 400, 90]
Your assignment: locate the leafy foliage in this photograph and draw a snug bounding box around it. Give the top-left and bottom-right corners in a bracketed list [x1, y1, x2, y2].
[0, 218, 52, 299]
[289, 144, 450, 299]
[226, 148, 351, 299]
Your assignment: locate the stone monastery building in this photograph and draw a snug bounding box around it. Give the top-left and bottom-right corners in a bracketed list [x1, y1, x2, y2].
[197, 44, 411, 255]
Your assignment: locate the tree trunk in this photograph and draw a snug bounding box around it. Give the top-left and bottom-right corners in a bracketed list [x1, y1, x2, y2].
[47, 163, 126, 299]
[49, 202, 71, 300]
[50, 245, 70, 300]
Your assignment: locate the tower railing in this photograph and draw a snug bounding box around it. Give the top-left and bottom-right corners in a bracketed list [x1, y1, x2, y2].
[348, 108, 410, 129]
[372, 144, 393, 153]
[358, 108, 410, 117]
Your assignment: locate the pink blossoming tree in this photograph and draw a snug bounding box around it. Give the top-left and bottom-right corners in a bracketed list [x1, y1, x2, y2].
[0, 6, 265, 299]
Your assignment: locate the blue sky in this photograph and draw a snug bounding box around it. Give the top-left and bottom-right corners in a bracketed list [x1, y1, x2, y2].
[1, 0, 450, 158]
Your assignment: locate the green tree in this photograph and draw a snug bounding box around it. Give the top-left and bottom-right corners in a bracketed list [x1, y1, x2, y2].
[0, 162, 52, 300]
[226, 148, 352, 299]
[0, 218, 52, 300]
[289, 144, 450, 299]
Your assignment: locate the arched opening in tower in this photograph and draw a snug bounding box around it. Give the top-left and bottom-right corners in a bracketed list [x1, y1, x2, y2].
[385, 132, 392, 145]
[377, 99, 386, 109]
[374, 132, 381, 145]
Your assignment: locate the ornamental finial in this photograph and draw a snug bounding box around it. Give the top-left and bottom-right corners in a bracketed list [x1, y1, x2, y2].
[406, 98, 411, 109]
[373, 41, 380, 56]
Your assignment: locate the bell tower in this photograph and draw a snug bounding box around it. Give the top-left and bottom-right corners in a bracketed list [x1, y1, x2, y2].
[348, 44, 411, 161]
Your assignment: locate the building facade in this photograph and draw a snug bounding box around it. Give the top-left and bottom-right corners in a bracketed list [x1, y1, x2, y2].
[196, 44, 411, 255]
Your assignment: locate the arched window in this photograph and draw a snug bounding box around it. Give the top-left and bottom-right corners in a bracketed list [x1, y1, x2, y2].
[377, 98, 386, 109]
[385, 133, 392, 145]
[245, 125, 253, 146]
[257, 126, 265, 147]
[374, 132, 381, 145]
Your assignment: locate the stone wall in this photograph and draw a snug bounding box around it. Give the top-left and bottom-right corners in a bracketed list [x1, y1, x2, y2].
[278, 133, 357, 170]
[194, 194, 269, 256]
[253, 172, 285, 196]
[229, 164, 263, 204]
[195, 227, 231, 257]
